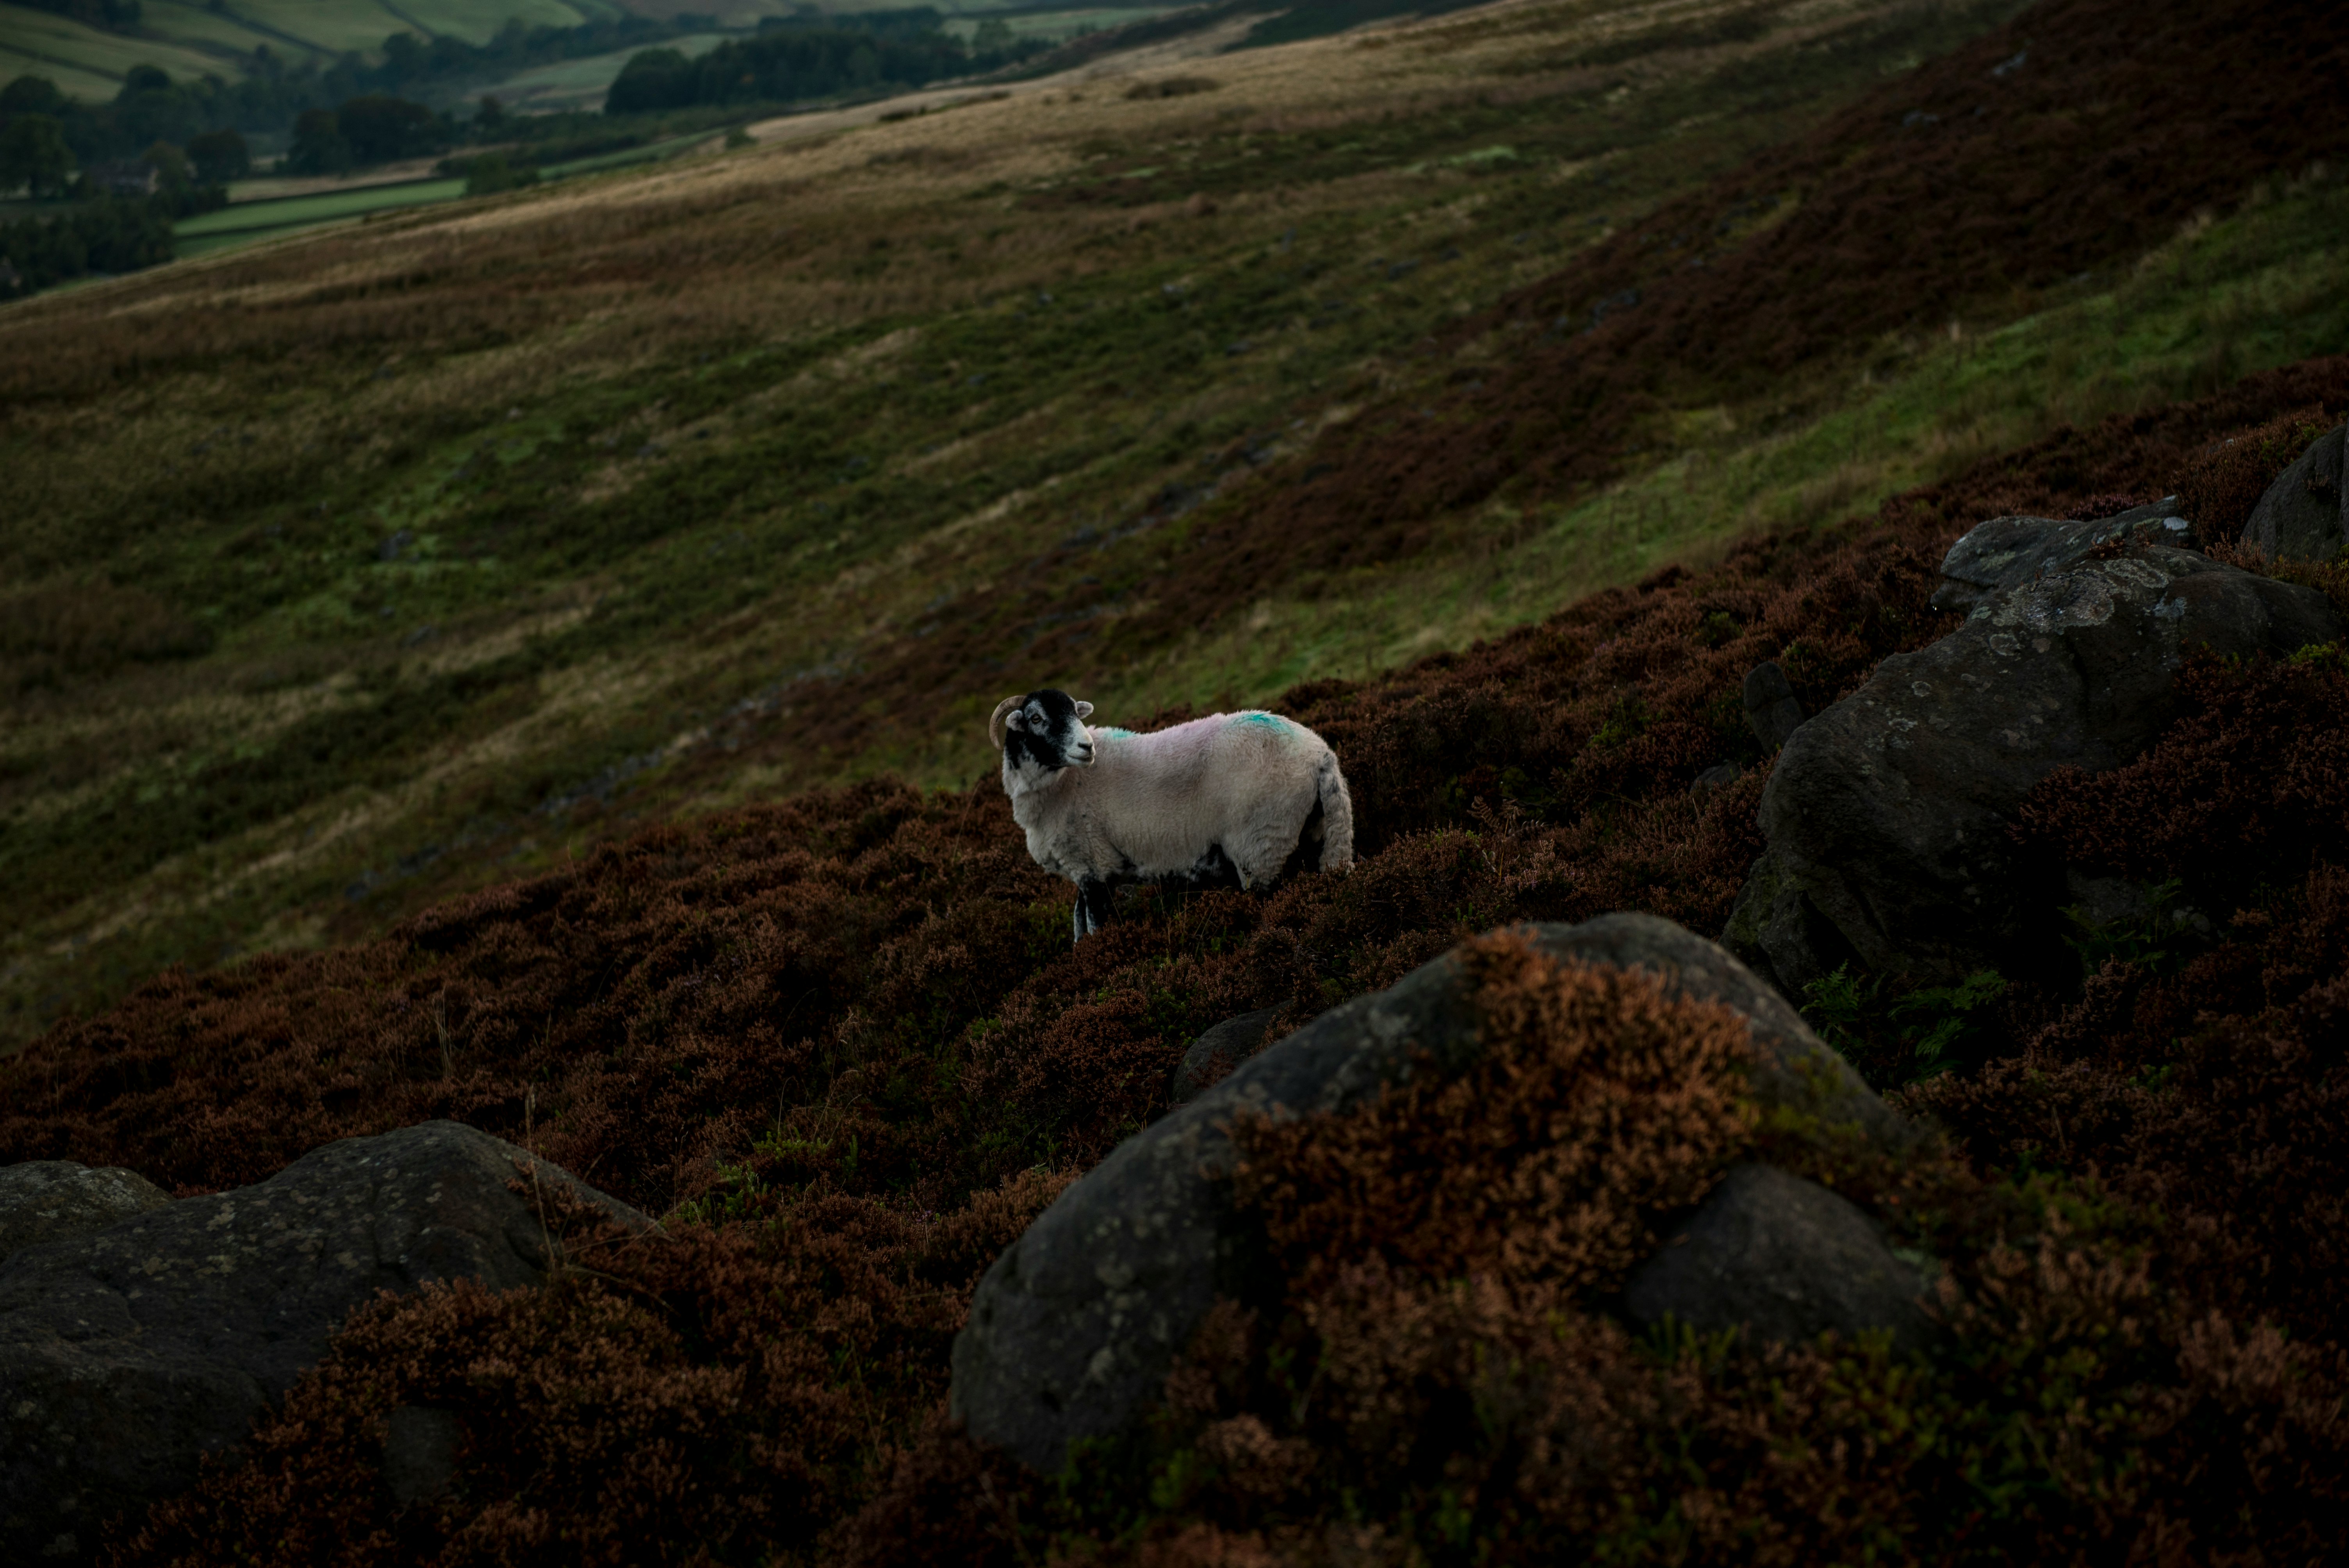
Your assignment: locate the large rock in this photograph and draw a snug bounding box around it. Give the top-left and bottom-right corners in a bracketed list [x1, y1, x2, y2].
[1927, 497, 2194, 617]
[1727, 535, 2342, 995]
[0, 1121, 648, 1564]
[1622, 1163, 1934, 1355]
[1743, 661, 1807, 750]
[950, 915, 1922, 1474]
[2242, 421, 2347, 563]
[0, 1164, 171, 1266]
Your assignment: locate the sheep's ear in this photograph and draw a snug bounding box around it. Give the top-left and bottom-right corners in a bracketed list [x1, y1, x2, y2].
[1074, 701, 1094, 720]
[988, 695, 1023, 752]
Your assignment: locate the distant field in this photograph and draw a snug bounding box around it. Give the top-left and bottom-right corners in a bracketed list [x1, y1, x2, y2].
[0, 39, 114, 100]
[938, 6, 1168, 42]
[0, 0, 618, 98]
[172, 176, 468, 255]
[171, 130, 718, 255]
[225, 0, 592, 55]
[0, 2, 237, 90]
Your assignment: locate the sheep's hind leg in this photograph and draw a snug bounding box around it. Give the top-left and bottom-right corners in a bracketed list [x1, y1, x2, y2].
[1073, 876, 1116, 943]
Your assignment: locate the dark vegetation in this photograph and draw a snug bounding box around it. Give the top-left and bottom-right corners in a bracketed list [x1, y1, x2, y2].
[0, 193, 174, 296]
[818, 0, 2349, 773]
[605, 9, 1050, 116]
[1216, 0, 2349, 602]
[0, 13, 718, 161]
[0, 0, 2056, 1039]
[5, 358, 2347, 1561]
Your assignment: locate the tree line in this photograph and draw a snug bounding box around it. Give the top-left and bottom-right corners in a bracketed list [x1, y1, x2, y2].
[605, 11, 1050, 115]
[4, 12, 716, 167]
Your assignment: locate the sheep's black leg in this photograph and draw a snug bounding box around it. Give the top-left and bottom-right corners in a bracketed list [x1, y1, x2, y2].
[1074, 876, 1116, 942]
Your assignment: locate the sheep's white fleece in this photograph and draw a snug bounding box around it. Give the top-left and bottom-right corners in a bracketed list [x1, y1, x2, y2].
[1009, 711, 1353, 888]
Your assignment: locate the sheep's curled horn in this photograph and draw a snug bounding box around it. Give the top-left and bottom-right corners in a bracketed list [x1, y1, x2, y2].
[988, 695, 1023, 752]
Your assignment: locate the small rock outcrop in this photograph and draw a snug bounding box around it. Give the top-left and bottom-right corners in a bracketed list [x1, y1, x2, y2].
[1927, 497, 2195, 617]
[1622, 1163, 1934, 1356]
[0, 1162, 171, 1265]
[2242, 421, 2347, 563]
[1727, 518, 2342, 995]
[1742, 660, 1806, 750]
[950, 915, 1923, 1474]
[0, 1121, 648, 1564]
[1169, 1009, 1280, 1105]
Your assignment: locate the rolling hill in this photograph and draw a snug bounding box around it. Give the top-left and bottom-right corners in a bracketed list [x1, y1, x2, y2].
[5, 0, 2349, 1556]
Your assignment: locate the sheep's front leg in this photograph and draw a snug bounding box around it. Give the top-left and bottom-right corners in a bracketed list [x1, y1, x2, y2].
[1073, 876, 1116, 943]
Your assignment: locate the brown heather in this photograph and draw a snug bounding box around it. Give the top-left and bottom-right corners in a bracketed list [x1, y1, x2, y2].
[1230, 933, 1760, 1299]
[1225, 0, 2349, 593]
[4, 361, 2345, 1560]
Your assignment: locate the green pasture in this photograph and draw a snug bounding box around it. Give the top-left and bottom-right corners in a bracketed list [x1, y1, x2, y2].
[0, 40, 115, 100]
[171, 132, 715, 257]
[938, 6, 1169, 41]
[2, 0, 620, 99]
[0, 2, 232, 90]
[171, 176, 467, 255]
[368, 0, 597, 47]
[135, 0, 321, 62]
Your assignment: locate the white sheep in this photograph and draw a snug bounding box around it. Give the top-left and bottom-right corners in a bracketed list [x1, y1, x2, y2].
[988, 688, 1356, 942]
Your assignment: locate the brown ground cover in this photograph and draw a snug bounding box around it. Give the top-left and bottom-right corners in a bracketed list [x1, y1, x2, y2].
[1161, 0, 2349, 633]
[5, 357, 2346, 1562]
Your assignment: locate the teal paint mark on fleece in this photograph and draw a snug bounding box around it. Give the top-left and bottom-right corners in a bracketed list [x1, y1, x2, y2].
[1230, 711, 1289, 729]
[1094, 727, 1137, 739]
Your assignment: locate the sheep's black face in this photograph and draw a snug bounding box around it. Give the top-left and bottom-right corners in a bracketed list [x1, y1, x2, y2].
[1004, 688, 1096, 772]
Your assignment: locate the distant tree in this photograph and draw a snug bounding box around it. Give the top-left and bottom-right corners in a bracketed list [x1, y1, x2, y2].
[0, 195, 173, 297]
[112, 62, 202, 148]
[186, 127, 249, 184]
[334, 95, 441, 164]
[0, 114, 75, 197]
[971, 17, 1016, 57]
[0, 75, 69, 117]
[462, 151, 536, 196]
[380, 32, 426, 85]
[141, 138, 189, 195]
[605, 48, 693, 115]
[473, 94, 506, 132]
[285, 107, 349, 174]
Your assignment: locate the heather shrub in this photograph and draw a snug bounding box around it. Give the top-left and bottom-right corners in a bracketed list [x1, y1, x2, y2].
[846, 943, 2349, 1564]
[2015, 650, 2349, 911]
[118, 1169, 1075, 1568]
[1232, 932, 1761, 1299]
[2173, 403, 2337, 545]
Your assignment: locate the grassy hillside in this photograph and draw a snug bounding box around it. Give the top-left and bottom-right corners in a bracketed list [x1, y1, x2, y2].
[5, 0, 2347, 1053]
[2, 0, 2078, 1051]
[13, 356, 2349, 1564]
[6, 0, 2349, 1555]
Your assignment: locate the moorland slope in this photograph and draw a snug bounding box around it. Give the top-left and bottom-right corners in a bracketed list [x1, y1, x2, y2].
[6, 0, 2348, 1054]
[11, 354, 2349, 1565]
[3, 0, 2349, 1556]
